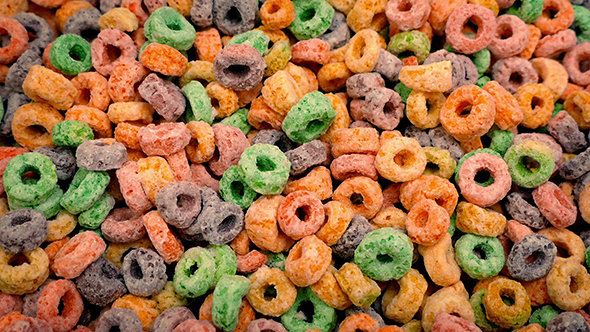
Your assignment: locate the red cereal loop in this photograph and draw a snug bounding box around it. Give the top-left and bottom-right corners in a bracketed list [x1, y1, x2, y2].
[291, 39, 331, 66]
[0, 17, 29, 65]
[277, 190, 326, 241]
[209, 124, 251, 177]
[532, 181, 578, 229]
[165, 149, 192, 181]
[190, 163, 220, 192]
[137, 122, 191, 156]
[116, 161, 154, 214]
[445, 4, 497, 54]
[51, 231, 107, 279]
[91, 28, 139, 77]
[101, 207, 147, 243]
[36, 279, 84, 332]
[237, 250, 268, 274]
[385, 0, 431, 32]
[143, 210, 184, 264]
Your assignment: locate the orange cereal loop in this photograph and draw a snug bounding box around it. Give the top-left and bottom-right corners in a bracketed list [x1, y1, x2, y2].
[439, 85, 496, 142]
[71, 72, 111, 111]
[455, 201, 506, 237]
[121, 0, 149, 25]
[331, 128, 380, 158]
[164, 150, 191, 182]
[206, 81, 239, 118]
[371, 207, 407, 230]
[0, 312, 28, 331]
[530, 58, 568, 103]
[460, 136, 483, 153]
[537, 227, 586, 264]
[482, 80, 523, 130]
[55, 1, 93, 30]
[284, 63, 310, 98]
[382, 269, 428, 324]
[283, 166, 333, 201]
[115, 121, 145, 150]
[185, 121, 215, 164]
[143, 210, 184, 264]
[22, 65, 77, 110]
[521, 276, 552, 306]
[0, 0, 28, 16]
[52, 231, 106, 279]
[338, 313, 380, 332]
[429, 0, 468, 35]
[347, 0, 389, 32]
[317, 62, 353, 93]
[167, 0, 191, 16]
[112, 294, 160, 332]
[515, 83, 555, 129]
[518, 25, 542, 60]
[333, 176, 383, 220]
[310, 265, 353, 310]
[399, 175, 457, 216]
[247, 95, 285, 130]
[564, 90, 590, 130]
[45, 237, 69, 275]
[245, 195, 294, 253]
[127, 149, 147, 161]
[194, 28, 222, 63]
[107, 102, 154, 125]
[329, 45, 348, 64]
[108, 59, 150, 103]
[65, 105, 113, 138]
[375, 137, 427, 183]
[200, 294, 256, 332]
[418, 233, 462, 287]
[316, 202, 353, 246]
[421, 291, 475, 332]
[260, 0, 296, 29]
[399, 61, 453, 93]
[236, 82, 263, 108]
[11, 102, 64, 150]
[285, 235, 332, 287]
[406, 198, 450, 246]
[261, 70, 300, 115]
[560, 82, 583, 102]
[137, 156, 175, 203]
[230, 229, 251, 256]
[319, 93, 351, 144]
[140, 43, 188, 77]
[534, 0, 575, 35]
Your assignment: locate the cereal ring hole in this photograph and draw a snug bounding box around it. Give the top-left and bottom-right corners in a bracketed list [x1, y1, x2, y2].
[498, 24, 513, 39]
[301, 8, 316, 22]
[263, 285, 277, 300]
[530, 96, 544, 113]
[219, 214, 238, 233]
[256, 155, 277, 172]
[570, 275, 582, 293]
[10, 214, 32, 226]
[500, 290, 515, 306]
[225, 7, 243, 25]
[25, 124, 49, 139]
[307, 119, 325, 133]
[474, 169, 493, 186]
[425, 161, 440, 173]
[296, 206, 310, 221]
[105, 44, 122, 62]
[224, 64, 251, 79]
[129, 259, 143, 279]
[524, 250, 541, 264]
[509, 71, 523, 85]
[176, 194, 197, 210]
[350, 193, 364, 205]
[397, 0, 413, 11]
[267, 3, 281, 14]
[521, 156, 541, 173]
[230, 181, 245, 196]
[377, 254, 394, 264]
[295, 301, 315, 323]
[188, 261, 199, 275]
[473, 246, 487, 260]
[7, 252, 29, 266]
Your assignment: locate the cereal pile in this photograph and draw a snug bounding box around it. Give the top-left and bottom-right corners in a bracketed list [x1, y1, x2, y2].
[1, 0, 590, 331]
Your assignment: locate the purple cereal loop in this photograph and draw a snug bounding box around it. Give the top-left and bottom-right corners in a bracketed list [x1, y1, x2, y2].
[491, 57, 539, 94]
[138, 73, 186, 122]
[101, 208, 146, 243]
[213, 44, 265, 91]
[91, 29, 138, 77]
[362, 87, 404, 131]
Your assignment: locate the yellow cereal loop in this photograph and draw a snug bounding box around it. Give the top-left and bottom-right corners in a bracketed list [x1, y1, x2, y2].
[99, 8, 140, 32]
[22, 65, 78, 110]
[261, 70, 300, 115]
[45, 210, 78, 242]
[0, 247, 49, 295]
[399, 61, 453, 92]
[112, 294, 160, 332]
[137, 156, 175, 204]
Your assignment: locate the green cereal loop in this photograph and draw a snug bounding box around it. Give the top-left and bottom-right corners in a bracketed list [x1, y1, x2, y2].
[264, 41, 292, 77]
[470, 289, 501, 331]
[212, 275, 251, 331]
[264, 251, 286, 271]
[289, 0, 334, 40]
[49, 34, 92, 76]
[486, 126, 514, 156]
[143, 7, 196, 51]
[353, 228, 413, 281]
[455, 233, 505, 280]
[281, 287, 337, 332]
[219, 108, 250, 135]
[387, 31, 431, 64]
[574, 5, 590, 43]
[504, 140, 555, 188]
[423, 147, 457, 179]
[219, 166, 258, 210]
[444, 35, 491, 77]
[174, 247, 217, 298]
[52, 120, 94, 148]
[282, 91, 337, 143]
[78, 192, 115, 229]
[454, 148, 502, 186]
[4, 152, 57, 206]
[227, 30, 270, 55]
[529, 305, 560, 328]
[394, 82, 412, 104]
[182, 81, 213, 124]
[476, 76, 491, 88]
[448, 213, 456, 236]
[60, 168, 110, 215]
[209, 244, 238, 287]
[238, 144, 291, 195]
[7, 186, 63, 219]
[506, 0, 543, 23]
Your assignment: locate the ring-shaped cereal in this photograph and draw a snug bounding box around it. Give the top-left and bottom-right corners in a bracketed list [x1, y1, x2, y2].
[143, 210, 183, 264]
[91, 29, 138, 77]
[51, 231, 106, 279]
[563, 42, 590, 86]
[186, 121, 215, 164]
[418, 233, 462, 286]
[564, 90, 590, 130]
[534, 0, 574, 35]
[333, 262, 381, 308]
[491, 56, 539, 94]
[458, 152, 512, 207]
[387, 31, 431, 63]
[333, 176, 383, 220]
[405, 198, 450, 246]
[285, 235, 331, 287]
[546, 260, 590, 311]
[281, 286, 337, 332]
[538, 227, 586, 264]
[245, 195, 294, 253]
[400, 175, 459, 216]
[238, 144, 291, 196]
[385, 0, 431, 31]
[421, 291, 475, 332]
[503, 140, 555, 188]
[37, 279, 84, 332]
[3, 152, 58, 206]
[65, 105, 113, 138]
[406, 90, 445, 129]
[530, 58, 568, 104]
[309, 266, 353, 310]
[487, 14, 529, 58]
[107, 59, 150, 103]
[482, 278, 531, 329]
[246, 265, 297, 317]
[375, 137, 427, 183]
[46, 210, 78, 242]
[0, 17, 29, 65]
[445, 4, 497, 54]
[101, 208, 146, 243]
[382, 268, 428, 323]
[455, 233, 505, 280]
[330, 127, 380, 158]
[0, 247, 48, 295]
[11, 102, 64, 151]
[344, 29, 382, 73]
[439, 85, 496, 142]
[514, 83, 554, 129]
[71, 72, 111, 112]
[173, 247, 215, 298]
[338, 313, 380, 332]
[532, 181, 577, 229]
[49, 34, 93, 76]
[277, 190, 325, 241]
[354, 228, 413, 281]
[260, 0, 296, 30]
[423, 147, 457, 179]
